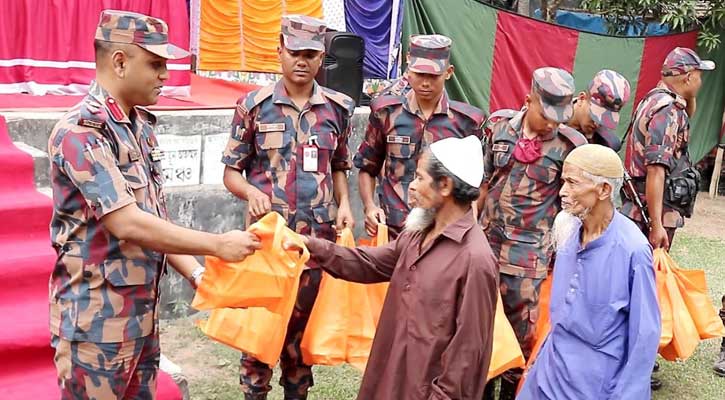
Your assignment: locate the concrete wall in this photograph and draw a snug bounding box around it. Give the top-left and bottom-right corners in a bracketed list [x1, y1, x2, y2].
[4, 108, 371, 318]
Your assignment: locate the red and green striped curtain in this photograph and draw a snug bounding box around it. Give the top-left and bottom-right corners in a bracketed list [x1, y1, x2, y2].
[402, 0, 725, 163]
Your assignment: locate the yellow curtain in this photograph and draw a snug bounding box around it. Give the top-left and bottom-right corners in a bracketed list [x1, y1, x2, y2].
[199, 0, 324, 72]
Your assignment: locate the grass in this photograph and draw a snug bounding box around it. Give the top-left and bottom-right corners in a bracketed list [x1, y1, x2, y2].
[161, 230, 724, 400]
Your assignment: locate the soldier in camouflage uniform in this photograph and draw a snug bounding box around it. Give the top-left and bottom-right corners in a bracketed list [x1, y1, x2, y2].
[354, 34, 485, 239]
[220, 15, 355, 400]
[622, 47, 715, 250]
[568, 69, 631, 151]
[481, 68, 587, 400]
[48, 10, 260, 399]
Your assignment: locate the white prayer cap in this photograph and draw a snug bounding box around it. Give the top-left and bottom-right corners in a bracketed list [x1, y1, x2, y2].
[429, 136, 484, 187]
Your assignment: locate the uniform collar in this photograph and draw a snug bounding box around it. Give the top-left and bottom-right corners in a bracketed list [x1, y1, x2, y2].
[272, 80, 326, 110]
[403, 89, 450, 118]
[510, 107, 557, 142]
[87, 81, 155, 126]
[656, 80, 688, 108]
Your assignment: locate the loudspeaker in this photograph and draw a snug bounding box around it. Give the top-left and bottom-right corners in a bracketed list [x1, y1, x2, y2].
[316, 31, 365, 106]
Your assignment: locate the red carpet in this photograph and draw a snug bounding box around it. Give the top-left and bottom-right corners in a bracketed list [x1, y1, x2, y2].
[0, 116, 181, 399]
[0, 74, 259, 112]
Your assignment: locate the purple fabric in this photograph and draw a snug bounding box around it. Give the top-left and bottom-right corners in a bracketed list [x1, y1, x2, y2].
[345, 0, 402, 78]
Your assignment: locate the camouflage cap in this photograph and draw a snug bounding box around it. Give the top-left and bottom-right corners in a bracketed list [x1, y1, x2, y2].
[281, 14, 326, 52]
[532, 67, 575, 123]
[662, 47, 716, 76]
[95, 9, 190, 60]
[587, 69, 631, 137]
[407, 34, 452, 75]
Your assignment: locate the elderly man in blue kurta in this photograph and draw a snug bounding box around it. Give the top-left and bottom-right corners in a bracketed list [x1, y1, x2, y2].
[518, 144, 661, 400]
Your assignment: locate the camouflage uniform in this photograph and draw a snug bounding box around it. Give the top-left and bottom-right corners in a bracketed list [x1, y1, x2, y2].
[482, 68, 586, 386]
[622, 47, 716, 241]
[47, 10, 189, 399]
[354, 35, 485, 235]
[221, 15, 355, 399]
[580, 69, 631, 151]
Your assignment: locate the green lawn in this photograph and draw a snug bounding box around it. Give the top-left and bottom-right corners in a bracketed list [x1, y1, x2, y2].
[166, 231, 724, 400]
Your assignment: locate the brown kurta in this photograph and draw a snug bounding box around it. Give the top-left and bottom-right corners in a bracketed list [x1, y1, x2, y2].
[306, 210, 498, 400]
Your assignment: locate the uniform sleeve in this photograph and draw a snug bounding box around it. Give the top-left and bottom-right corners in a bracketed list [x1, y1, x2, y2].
[353, 110, 387, 177]
[429, 254, 498, 400]
[306, 235, 400, 283]
[221, 101, 256, 171]
[331, 110, 353, 171]
[610, 247, 661, 399]
[55, 128, 136, 219]
[644, 105, 681, 172]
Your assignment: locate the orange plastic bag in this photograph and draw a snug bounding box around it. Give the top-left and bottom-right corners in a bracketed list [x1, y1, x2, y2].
[195, 212, 309, 366]
[671, 266, 725, 339]
[357, 224, 390, 328]
[192, 212, 308, 311]
[197, 306, 290, 365]
[654, 249, 700, 361]
[302, 226, 390, 371]
[514, 274, 551, 393]
[299, 229, 355, 366]
[488, 292, 526, 381]
[655, 251, 674, 349]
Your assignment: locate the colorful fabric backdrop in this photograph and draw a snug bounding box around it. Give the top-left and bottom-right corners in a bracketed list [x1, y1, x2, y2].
[402, 0, 725, 163]
[194, 0, 403, 78]
[0, 0, 191, 96]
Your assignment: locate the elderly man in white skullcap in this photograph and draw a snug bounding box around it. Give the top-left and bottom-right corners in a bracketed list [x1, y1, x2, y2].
[292, 136, 498, 399]
[519, 144, 661, 400]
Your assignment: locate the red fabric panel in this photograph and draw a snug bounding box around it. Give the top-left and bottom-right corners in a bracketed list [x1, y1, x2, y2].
[0, 0, 190, 93]
[0, 74, 258, 111]
[635, 31, 698, 104]
[489, 12, 580, 113]
[0, 65, 189, 86]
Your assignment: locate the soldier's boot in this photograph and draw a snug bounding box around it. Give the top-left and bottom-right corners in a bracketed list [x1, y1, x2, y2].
[498, 378, 518, 400]
[244, 393, 267, 400]
[283, 392, 307, 400]
[714, 306, 725, 377]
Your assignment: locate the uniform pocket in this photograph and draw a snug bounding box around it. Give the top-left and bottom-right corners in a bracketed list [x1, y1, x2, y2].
[501, 226, 545, 271]
[525, 164, 558, 184]
[102, 259, 156, 287]
[386, 142, 416, 159]
[307, 131, 337, 174]
[255, 131, 293, 171]
[119, 161, 149, 190]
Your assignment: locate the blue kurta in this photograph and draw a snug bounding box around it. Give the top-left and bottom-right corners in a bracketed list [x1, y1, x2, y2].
[518, 211, 661, 400]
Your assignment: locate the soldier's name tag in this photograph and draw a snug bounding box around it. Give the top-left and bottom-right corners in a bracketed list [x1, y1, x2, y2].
[258, 122, 286, 132]
[492, 144, 509, 152]
[302, 145, 318, 172]
[386, 135, 411, 144]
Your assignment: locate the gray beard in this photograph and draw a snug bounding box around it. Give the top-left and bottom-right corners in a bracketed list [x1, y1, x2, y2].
[404, 207, 436, 233]
[553, 210, 582, 251]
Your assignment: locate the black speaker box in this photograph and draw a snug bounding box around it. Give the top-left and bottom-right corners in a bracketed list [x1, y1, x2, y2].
[315, 31, 365, 106]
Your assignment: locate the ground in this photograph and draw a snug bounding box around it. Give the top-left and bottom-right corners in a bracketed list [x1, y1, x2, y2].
[160, 196, 725, 400]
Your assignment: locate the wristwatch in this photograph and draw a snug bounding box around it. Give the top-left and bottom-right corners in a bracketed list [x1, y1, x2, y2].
[190, 266, 206, 288]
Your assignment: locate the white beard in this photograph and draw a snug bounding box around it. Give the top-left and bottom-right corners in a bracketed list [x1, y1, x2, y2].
[553, 210, 582, 251]
[404, 207, 436, 233]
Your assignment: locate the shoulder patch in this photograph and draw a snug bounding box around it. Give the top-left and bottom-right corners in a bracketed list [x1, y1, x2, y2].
[449, 100, 486, 125]
[321, 87, 356, 116]
[241, 85, 275, 114]
[370, 94, 404, 114]
[558, 124, 588, 147]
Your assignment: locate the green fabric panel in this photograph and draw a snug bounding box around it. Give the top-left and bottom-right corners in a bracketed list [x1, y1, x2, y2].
[402, 0, 498, 111]
[572, 32, 645, 140]
[690, 41, 725, 163]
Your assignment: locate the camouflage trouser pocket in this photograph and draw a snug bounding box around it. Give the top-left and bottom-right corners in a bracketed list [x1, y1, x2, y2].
[499, 274, 544, 358]
[52, 334, 160, 400]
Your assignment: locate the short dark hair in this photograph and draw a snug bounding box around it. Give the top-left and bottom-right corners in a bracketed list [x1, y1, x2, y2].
[426, 152, 480, 205]
[94, 39, 114, 58]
